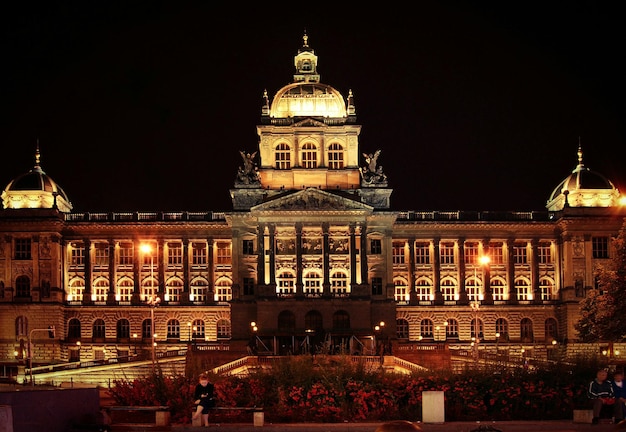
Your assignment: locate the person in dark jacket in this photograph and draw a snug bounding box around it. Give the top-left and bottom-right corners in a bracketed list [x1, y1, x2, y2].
[612, 371, 626, 423]
[588, 369, 618, 424]
[192, 373, 215, 426]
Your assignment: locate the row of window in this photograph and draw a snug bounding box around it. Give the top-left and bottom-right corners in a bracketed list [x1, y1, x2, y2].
[393, 275, 558, 303]
[8, 236, 612, 262]
[397, 317, 559, 341]
[388, 240, 556, 265]
[14, 314, 558, 342]
[68, 241, 232, 268]
[274, 142, 345, 169]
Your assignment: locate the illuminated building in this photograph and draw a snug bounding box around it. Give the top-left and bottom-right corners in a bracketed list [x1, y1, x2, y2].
[1, 34, 625, 380]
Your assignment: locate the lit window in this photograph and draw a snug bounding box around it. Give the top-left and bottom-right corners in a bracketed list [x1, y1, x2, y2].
[301, 143, 317, 168]
[190, 277, 208, 302]
[538, 242, 553, 264]
[464, 242, 478, 265]
[94, 244, 109, 268]
[118, 242, 134, 266]
[415, 278, 432, 301]
[327, 143, 344, 169]
[513, 242, 528, 264]
[192, 243, 207, 266]
[415, 242, 430, 265]
[215, 278, 232, 302]
[216, 242, 232, 265]
[275, 143, 291, 169]
[168, 242, 183, 266]
[117, 278, 133, 303]
[303, 271, 322, 297]
[217, 319, 231, 339]
[440, 278, 457, 302]
[330, 270, 349, 296]
[392, 241, 406, 264]
[394, 278, 409, 303]
[70, 243, 85, 267]
[515, 278, 532, 301]
[489, 242, 504, 265]
[93, 278, 109, 302]
[277, 271, 295, 295]
[440, 242, 455, 265]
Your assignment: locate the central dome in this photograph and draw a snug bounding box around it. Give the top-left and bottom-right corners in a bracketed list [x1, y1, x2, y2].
[269, 82, 347, 119]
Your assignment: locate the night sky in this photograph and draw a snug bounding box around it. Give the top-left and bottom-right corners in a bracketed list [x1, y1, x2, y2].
[1, 3, 624, 213]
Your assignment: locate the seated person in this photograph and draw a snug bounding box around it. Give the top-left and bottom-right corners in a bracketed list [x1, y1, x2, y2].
[588, 369, 620, 424]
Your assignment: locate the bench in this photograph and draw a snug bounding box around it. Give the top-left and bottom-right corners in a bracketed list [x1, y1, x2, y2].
[108, 406, 170, 427]
[191, 406, 264, 427]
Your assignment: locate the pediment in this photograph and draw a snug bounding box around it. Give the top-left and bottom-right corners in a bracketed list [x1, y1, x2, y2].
[251, 188, 373, 212]
[293, 118, 327, 127]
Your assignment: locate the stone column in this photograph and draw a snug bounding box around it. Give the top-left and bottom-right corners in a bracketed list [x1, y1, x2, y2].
[106, 239, 117, 305]
[349, 224, 357, 286]
[506, 238, 518, 305]
[269, 225, 276, 286]
[322, 223, 330, 298]
[131, 240, 141, 305]
[182, 238, 191, 304]
[207, 238, 215, 305]
[82, 238, 93, 305]
[408, 238, 418, 305]
[457, 238, 469, 305]
[482, 240, 493, 304]
[360, 224, 368, 285]
[433, 238, 443, 305]
[531, 239, 542, 304]
[257, 224, 265, 286]
[295, 223, 303, 298]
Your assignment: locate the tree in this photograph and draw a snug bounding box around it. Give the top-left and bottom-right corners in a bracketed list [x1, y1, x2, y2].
[575, 219, 626, 342]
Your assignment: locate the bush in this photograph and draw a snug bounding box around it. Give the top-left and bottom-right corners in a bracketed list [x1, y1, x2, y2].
[107, 356, 599, 423]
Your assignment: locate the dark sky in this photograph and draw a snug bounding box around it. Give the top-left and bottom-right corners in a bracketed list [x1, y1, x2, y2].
[1, 3, 624, 213]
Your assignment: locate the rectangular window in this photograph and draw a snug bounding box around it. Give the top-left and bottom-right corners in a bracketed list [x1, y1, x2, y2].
[464, 242, 478, 265]
[370, 239, 382, 254]
[242, 239, 255, 255]
[216, 242, 232, 265]
[440, 242, 455, 265]
[192, 243, 207, 266]
[118, 243, 134, 266]
[168, 242, 183, 266]
[94, 244, 109, 268]
[70, 244, 85, 266]
[371, 277, 383, 296]
[513, 242, 528, 264]
[490, 242, 504, 265]
[392, 241, 405, 264]
[414, 242, 430, 265]
[14, 238, 32, 260]
[243, 277, 255, 296]
[592, 236, 609, 259]
[538, 242, 552, 264]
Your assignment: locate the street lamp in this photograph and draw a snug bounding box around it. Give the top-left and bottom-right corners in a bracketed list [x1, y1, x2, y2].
[141, 243, 160, 373]
[132, 333, 138, 356]
[187, 322, 192, 342]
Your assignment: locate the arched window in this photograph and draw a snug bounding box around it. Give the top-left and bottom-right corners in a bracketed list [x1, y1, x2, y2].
[330, 270, 348, 296]
[68, 318, 81, 340]
[420, 319, 434, 338]
[117, 319, 130, 340]
[192, 319, 205, 340]
[305, 310, 323, 331]
[93, 277, 109, 302]
[470, 317, 484, 340]
[217, 319, 231, 339]
[491, 278, 507, 301]
[167, 319, 180, 340]
[495, 318, 509, 340]
[142, 319, 152, 340]
[303, 270, 322, 297]
[92, 318, 106, 341]
[540, 277, 556, 301]
[466, 275, 482, 301]
[515, 278, 532, 301]
[300, 142, 317, 168]
[446, 319, 459, 338]
[396, 318, 409, 339]
[215, 277, 232, 302]
[15, 316, 28, 339]
[68, 277, 84, 302]
[394, 277, 409, 303]
[440, 277, 458, 302]
[275, 143, 291, 169]
[520, 317, 534, 342]
[276, 270, 296, 296]
[117, 277, 133, 303]
[165, 277, 183, 303]
[327, 143, 344, 169]
[415, 278, 433, 301]
[278, 310, 296, 331]
[15, 275, 30, 298]
[545, 318, 558, 341]
[142, 274, 158, 301]
[190, 277, 208, 302]
[332, 310, 350, 330]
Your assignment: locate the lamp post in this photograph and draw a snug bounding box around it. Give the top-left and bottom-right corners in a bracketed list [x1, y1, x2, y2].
[132, 333, 138, 356]
[470, 301, 480, 362]
[187, 322, 191, 342]
[76, 341, 81, 363]
[141, 243, 160, 373]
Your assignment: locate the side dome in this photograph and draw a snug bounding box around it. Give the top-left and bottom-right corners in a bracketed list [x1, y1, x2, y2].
[546, 146, 620, 211]
[1, 148, 73, 212]
[269, 82, 347, 119]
